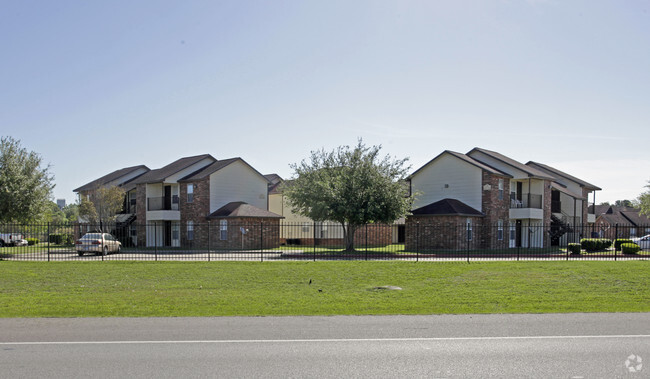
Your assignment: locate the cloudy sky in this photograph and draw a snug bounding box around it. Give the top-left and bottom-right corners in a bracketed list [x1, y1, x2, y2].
[2, 1, 648, 205]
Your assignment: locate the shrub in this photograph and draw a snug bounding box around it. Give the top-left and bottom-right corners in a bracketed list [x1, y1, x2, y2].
[614, 239, 634, 251]
[580, 238, 612, 252]
[26, 238, 39, 246]
[621, 243, 640, 255]
[568, 243, 581, 254]
[49, 233, 74, 245]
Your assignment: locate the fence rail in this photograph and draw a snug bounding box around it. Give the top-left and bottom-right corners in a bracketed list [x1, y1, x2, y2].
[1, 222, 648, 262]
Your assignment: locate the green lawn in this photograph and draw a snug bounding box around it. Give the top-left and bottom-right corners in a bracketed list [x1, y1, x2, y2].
[0, 261, 648, 317]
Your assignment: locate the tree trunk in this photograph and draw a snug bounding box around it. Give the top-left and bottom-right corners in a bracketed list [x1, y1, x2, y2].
[343, 224, 357, 252]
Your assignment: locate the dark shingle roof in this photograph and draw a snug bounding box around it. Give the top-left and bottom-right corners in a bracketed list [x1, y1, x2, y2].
[264, 174, 284, 194]
[131, 154, 214, 184]
[527, 161, 601, 190]
[207, 202, 283, 218]
[74, 165, 149, 192]
[411, 198, 484, 217]
[408, 150, 512, 179]
[179, 158, 240, 181]
[468, 148, 555, 180]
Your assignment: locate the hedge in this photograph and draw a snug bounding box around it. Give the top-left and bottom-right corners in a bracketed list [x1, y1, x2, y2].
[580, 238, 612, 252]
[568, 243, 582, 254]
[621, 243, 640, 255]
[614, 239, 634, 251]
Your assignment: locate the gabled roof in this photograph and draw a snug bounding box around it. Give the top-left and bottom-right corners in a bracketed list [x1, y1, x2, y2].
[131, 154, 215, 184]
[620, 210, 650, 226]
[408, 150, 512, 180]
[468, 148, 555, 180]
[411, 198, 484, 217]
[527, 161, 601, 191]
[595, 206, 650, 227]
[550, 182, 586, 200]
[74, 165, 149, 192]
[264, 174, 284, 195]
[207, 202, 283, 218]
[179, 157, 270, 183]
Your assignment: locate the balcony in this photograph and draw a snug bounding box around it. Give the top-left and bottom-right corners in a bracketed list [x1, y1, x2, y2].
[147, 196, 179, 211]
[147, 196, 180, 221]
[510, 193, 544, 220]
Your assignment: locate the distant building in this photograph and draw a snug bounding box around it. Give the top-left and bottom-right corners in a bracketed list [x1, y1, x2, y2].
[56, 199, 66, 210]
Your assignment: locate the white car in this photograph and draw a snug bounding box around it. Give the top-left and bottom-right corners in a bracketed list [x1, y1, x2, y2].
[76, 233, 122, 256]
[632, 235, 650, 250]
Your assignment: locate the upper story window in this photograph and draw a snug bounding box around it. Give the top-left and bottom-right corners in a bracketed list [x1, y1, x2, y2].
[498, 179, 504, 200]
[187, 184, 194, 203]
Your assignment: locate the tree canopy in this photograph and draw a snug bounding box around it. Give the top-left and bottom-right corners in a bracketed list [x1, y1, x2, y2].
[284, 140, 412, 251]
[78, 186, 125, 231]
[0, 136, 54, 223]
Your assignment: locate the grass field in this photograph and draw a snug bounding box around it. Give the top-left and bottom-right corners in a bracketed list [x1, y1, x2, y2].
[0, 261, 648, 317]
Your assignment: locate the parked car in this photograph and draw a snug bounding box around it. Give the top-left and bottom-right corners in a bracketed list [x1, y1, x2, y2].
[0, 233, 25, 247]
[631, 234, 650, 250]
[76, 233, 121, 256]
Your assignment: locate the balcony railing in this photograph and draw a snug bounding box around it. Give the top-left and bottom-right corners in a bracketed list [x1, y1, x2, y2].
[510, 194, 542, 209]
[147, 196, 179, 211]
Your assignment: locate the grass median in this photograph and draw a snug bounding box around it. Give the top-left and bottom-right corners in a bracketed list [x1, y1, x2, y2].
[0, 261, 648, 317]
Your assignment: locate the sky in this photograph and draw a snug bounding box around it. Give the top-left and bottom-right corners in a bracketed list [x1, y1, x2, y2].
[1, 0, 649, 206]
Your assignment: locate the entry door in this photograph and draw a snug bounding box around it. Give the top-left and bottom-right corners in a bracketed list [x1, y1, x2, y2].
[164, 221, 172, 247]
[164, 186, 172, 210]
[515, 220, 522, 248]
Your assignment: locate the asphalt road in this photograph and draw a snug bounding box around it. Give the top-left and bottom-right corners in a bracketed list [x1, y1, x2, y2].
[1, 313, 649, 378]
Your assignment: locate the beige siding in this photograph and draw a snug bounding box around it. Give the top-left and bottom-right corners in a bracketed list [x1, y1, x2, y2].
[411, 153, 483, 211]
[209, 161, 268, 213]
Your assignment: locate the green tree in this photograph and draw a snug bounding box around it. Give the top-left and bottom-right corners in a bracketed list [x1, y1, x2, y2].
[78, 186, 125, 231]
[62, 203, 79, 223]
[285, 140, 412, 252]
[638, 181, 650, 216]
[614, 199, 635, 208]
[0, 136, 54, 223]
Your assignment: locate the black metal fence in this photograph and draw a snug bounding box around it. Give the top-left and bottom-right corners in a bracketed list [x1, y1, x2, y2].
[0, 222, 648, 262]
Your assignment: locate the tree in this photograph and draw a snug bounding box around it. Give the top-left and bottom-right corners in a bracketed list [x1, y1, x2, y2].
[78, 186, 125, 231]
[638, 181, 650, 216]
[614, 199, 635, 208]
[0, 136, 54, 223]
[285, 140, 412, 252]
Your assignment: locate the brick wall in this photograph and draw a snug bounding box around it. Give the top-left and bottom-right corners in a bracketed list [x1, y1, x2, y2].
[405, 215, 485, 251]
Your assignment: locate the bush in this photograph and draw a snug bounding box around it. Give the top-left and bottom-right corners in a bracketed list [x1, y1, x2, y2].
[621, 243, 640, 255]
[568, 243, 581, 254]
[580, 238, 612, 252]
[26, 238, 39, 246]
[614, 239, 634, 251]
[49, 233, 74, 245]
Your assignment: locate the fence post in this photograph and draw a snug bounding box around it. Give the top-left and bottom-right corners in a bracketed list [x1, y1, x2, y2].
[47, 222, 51, 262]
[313, 221, 316, 262]
[466, 222, 470, 264]
[154, 223, 158, 261]
[365, 224, 368, 261]
[614, 223, 618, 261]
[416, 222, 420, 262]
[260, 222, 264, 262]
[207, 221, 211, 262]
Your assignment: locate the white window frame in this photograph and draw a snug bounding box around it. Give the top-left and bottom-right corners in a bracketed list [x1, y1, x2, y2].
[498, 179, 504, 200]
[220, 220, 228, 241]
[187, 184, 194, 203]
[497, 219, 504, 241]
[187, 221, 194, 241]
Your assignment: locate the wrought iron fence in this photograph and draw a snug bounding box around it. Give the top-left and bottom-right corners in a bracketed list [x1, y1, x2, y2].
[0, 221, 648, 262]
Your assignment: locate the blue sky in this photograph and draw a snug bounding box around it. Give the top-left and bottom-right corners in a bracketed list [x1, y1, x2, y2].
[2, 1, 649, 205]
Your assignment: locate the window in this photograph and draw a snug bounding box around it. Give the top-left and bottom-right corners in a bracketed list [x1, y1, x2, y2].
[187, 221, 194, 241]
[187, 184, 194, 203]
[630, 228, 636, 237]
[466, 218, 472, 241]
[220, 220, 228, 240]
[498, 179, 504, 200]
[497, 220, 504, 241]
